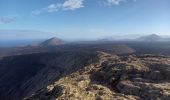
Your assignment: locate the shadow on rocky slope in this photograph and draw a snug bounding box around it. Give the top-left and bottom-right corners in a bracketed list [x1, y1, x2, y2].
[0, 51, 99, 100]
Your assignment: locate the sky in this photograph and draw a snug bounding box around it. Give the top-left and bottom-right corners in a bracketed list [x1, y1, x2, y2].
[0, 0, 170, 40]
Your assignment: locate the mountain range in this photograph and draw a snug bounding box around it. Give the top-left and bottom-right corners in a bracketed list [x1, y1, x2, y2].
[136, 34, 170, 41]
[101, 34, 170, 42]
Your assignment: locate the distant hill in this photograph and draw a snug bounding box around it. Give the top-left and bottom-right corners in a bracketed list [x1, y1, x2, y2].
[100, 34, 170, 42]
[136, 34, 162, 41]
[40, 37, 64, 46]
[135, 34, 170, 42]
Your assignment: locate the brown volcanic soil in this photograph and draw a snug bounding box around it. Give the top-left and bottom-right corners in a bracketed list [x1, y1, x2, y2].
[25, 52, 170, 100]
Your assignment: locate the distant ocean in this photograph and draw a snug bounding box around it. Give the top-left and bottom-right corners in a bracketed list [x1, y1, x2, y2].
[0, 40, 43, 47]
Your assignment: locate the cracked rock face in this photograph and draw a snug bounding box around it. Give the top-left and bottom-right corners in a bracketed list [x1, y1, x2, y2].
[25, 53, 170, 100]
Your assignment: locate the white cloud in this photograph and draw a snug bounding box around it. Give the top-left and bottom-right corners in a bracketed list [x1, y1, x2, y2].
[0, 16, 16, 24]
[31, 10, 42, 15]
[63, 0, 84, 10]
[32, 0, 84, 15]
[31, 0, 137, 15]
[105, 0, 137, 6]
[107, 0, 125, 5]
[46, 4, 62, 12]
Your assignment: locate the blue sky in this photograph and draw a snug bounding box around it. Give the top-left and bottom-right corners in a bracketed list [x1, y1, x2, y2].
[0, 0, 170, 40]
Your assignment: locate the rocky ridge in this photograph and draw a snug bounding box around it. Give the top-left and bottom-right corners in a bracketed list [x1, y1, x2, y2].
[25, 52, 170, 100]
